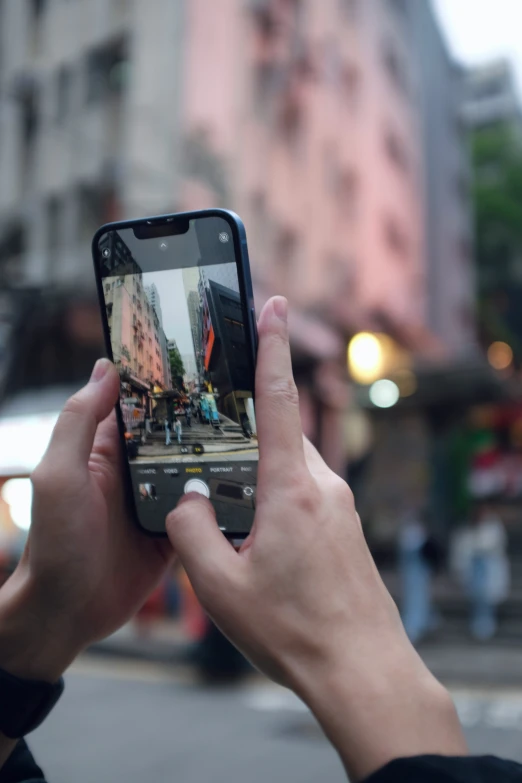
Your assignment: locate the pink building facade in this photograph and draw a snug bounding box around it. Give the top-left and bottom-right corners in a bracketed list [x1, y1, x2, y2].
[174, 0, 429, 472]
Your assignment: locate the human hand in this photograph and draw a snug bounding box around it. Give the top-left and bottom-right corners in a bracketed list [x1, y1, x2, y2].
[166, 297, 466, 780]
[0, 360, 173, 682]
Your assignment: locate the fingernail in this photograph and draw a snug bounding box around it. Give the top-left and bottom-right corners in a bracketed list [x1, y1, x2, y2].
[90, 358, 110, 383]
[273, 297, 288, 323]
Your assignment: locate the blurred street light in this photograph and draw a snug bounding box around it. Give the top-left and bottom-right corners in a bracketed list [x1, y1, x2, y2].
[348, 332, 410, 385]
[487, 341, 513, 371]
[369, 379, 400, 409]
[348, 332, 384, 385]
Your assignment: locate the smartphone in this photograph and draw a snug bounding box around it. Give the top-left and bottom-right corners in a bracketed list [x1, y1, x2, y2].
[92, 210, 258, 538]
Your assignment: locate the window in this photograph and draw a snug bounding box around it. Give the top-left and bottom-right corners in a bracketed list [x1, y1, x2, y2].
[86, 38, 129, 104]
[384, 217, 409, 260]
[323, 40, 342, 87]
[388, 0, 408, 16]
[275, 227, 298, 292]
[46, 196, 61, 257]
[381, 40, 409, 98]
[56, 66, 71, 123]
[28, 0, 47, 54]
[384, 128, 409, 175]
[17, 82, 39, 154]
[78, 185, 105, 244]
[29, 0, 46, 18]
[339, 0, 358, 20]
[338, 170, 358, 218]
[323, 142, 337, 192]
[0, 224, 26, 284]
[458, 237, 472, 266]
[341, 62, 360, 110]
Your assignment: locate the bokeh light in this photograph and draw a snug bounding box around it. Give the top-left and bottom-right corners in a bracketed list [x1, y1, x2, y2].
[487, 341, 513, 371]
[348, 333, 384, 385]
[369, 380, 400, 409]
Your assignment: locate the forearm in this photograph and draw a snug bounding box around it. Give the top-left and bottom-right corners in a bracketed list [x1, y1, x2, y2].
[0, 569, 77, 776]
[294, 636, 467, 782]
[0, 567, 80, 682]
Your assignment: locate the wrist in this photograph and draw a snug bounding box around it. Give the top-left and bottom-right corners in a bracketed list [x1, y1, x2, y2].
[292, 633, 467, 781]
[0, 566, 81, 682]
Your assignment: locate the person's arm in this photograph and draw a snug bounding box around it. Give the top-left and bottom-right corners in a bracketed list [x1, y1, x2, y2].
[0, 300, 469, 781]
[166, 297, 467, 782]
[0, 358, 174, 775]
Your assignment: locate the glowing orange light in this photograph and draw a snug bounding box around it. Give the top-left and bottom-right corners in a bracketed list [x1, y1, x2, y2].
[487, 342, 513, 371]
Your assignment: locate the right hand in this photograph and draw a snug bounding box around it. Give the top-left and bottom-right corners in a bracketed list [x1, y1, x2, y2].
[166, 297, 466, 781]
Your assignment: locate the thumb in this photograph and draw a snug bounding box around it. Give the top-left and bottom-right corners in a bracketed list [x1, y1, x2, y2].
[166, 495, 237, 596]
[43, 359, 120, 472]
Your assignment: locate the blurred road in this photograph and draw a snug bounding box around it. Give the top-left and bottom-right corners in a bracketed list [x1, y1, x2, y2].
[29, 657, 522, 783]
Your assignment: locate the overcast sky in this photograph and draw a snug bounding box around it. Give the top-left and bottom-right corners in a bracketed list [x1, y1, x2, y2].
[433, 0, 522, 94]
[144, 269, 196, 360]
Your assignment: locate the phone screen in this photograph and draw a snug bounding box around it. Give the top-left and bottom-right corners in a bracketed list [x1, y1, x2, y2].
[95, 214, 257, 535]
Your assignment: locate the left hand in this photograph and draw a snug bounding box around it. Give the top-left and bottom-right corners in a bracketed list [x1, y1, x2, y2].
[0, 359, 174, 682]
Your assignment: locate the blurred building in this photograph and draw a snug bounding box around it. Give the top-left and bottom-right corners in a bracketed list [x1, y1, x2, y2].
[0, 0, 482, 495]
[199, 272, 252, 424]
[462, 59, 522, 138]
[407, 0, 476, 356]
[146, 284, 170, 388]
[181, 353, 198, 384]
[146, 284, 163, 329]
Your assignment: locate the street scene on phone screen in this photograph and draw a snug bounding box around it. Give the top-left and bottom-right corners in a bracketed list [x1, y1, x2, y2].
[102, 240, 258, 465]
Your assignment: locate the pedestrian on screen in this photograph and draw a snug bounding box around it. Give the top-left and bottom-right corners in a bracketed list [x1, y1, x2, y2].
[175, 417, 182, 445]
[164, 417, 171, 446]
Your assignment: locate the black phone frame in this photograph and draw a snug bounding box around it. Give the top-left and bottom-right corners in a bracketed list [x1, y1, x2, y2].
[91, 208, 258, 539]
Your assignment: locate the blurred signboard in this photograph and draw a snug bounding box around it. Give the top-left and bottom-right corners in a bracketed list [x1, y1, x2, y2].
[467, 404, 522, 501]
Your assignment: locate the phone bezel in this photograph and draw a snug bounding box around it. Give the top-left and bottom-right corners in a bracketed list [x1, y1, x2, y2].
[91, 208, 258, 539]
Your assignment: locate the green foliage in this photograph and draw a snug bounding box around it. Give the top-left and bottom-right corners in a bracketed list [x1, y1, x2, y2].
[168, 345, 185, 382]
[472, 124, 522, 354]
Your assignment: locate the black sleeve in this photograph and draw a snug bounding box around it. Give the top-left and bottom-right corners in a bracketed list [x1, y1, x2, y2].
[364, 755, 522, 783]
[0, 741, 46, 783]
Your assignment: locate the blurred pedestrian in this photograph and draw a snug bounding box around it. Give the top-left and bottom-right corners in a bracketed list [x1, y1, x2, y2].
[460, 505, 510, 641]
[398, 508, 438, 644]
[185, 406, 192, 428]
[164, 417, 171, 446]
[175, 417, 183, 444]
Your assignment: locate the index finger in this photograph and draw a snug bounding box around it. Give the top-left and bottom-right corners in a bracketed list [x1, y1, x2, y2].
[255, 297, 306, 482]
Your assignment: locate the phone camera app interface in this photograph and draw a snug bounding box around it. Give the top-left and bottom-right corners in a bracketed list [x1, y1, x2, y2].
[98, 217, 257, 534]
